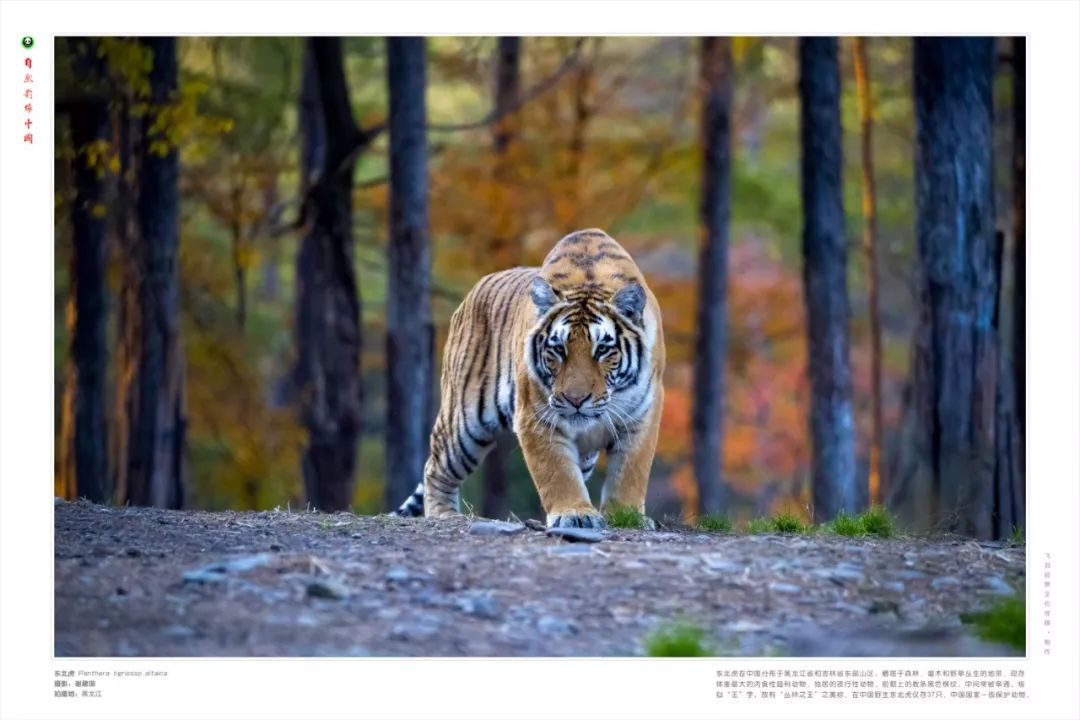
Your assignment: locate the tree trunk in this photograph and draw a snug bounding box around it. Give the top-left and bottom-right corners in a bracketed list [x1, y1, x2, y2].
[911, 37, 997, 538]
[59, 40, 110, 503]
[229, 184, 247, 329]
[481, 434, 513, 520]
[852, 37, 885, 508]
[481, 37, 523, 521]
[692, 37, 733, 519]
[58, 347, 77, 500]
[993, 37, 1026, 539]
[294, 38, 364, 512]
[116, 37, 186, 509]
[568, 48, 593, 192]
[799, 37, 858, 521]
[258, 178, 282, 302]
[111, 95, 138, 506]
[490, 36, 521, 267]
[993, 230, 1022, 539]
[561, 38, 596, 230]
[384, 37, 435, 511]
[1011, 36, 1025, 506]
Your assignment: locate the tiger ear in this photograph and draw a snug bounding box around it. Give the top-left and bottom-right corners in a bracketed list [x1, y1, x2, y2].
[530, 276, 560, 314]
[612, 282, 646, 325]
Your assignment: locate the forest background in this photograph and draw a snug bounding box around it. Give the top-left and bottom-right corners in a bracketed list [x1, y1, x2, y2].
[53, 36, 1025, 539]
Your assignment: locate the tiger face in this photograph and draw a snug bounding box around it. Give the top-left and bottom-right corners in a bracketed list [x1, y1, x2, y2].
[526, 276, 648, 429]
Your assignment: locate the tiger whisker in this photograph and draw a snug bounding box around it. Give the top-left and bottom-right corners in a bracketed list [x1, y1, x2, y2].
[602, 412, 621, 448]
[606, 404, 635, 440]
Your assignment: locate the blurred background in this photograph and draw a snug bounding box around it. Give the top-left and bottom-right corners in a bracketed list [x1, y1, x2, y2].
[54, 36, 1025, 538]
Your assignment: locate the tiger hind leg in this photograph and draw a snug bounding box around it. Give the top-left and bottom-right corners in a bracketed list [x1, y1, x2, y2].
[421, 413, 495, 518]
[392, 482, 425, 517]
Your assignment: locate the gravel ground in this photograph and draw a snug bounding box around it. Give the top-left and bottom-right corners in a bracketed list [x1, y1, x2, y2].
[53, 499, 1026, 657]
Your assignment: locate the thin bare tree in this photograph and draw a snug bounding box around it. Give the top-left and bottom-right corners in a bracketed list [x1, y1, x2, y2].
[852, 37, 885, 506]
[799, 37, 858, 520]
[693, 37, 734, 519]
[385, 37, 435, 512]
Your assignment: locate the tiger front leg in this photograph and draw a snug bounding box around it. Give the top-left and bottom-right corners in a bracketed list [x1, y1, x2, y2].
[601, 386, 663, 520]
[517, 420, 605, 529]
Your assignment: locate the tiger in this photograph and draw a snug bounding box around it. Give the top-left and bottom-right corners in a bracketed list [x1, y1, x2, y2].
[394, 228, 665, 528]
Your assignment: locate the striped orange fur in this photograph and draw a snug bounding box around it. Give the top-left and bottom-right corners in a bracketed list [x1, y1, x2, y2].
[394, 229, 665, 528]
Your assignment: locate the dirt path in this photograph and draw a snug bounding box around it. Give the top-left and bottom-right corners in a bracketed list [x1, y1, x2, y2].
[53, 500, 1025, 657]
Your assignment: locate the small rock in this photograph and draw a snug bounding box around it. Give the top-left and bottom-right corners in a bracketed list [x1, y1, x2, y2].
[828, 567, 866, 584]
[182, 569, 227, 584]
[390, 618, 440, 640]
[224, 553, 273, 572]
[456, 593, 499, 619]
[342, 645, 371, 656]
[983, 575, 1017, 596]
[307, 580, 349, 600]
[546, 527, 604, 543]
[537, 615, 578, 636]
[468, 520, 526, 536]
[114, 640, 138, 657]
[269, 543, 285, 552]
[385, 566, 411, 582]
[115, 586, 128, 596]
[548, 544, 594, 556]
[185, 553, 272, 582]
[896, 569, 928, 581]
[702, 554, 744, 573]
[868, 599, 901, 615]
[163, 624, 196, 639]
[125, 548, 142, 558]
[835, 601, 870, 615]
[770, 582, 801, 594]
[413, 589, 448, 607]
[883, 581, 905, 593]
[930, 576, 961, 590]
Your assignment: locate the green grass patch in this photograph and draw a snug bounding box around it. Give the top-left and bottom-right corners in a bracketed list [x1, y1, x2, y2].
[604, 502, 648, 530]
[858, 506, 895, 537]
[819, 506, 896, 538]
[772, 512, 808, 533]
[1010, 525, 1025, 545]
[745, 512, 809, 534]
[825, 511, 864, 537]
[744, 516, 774, 534]
[644, 623, 712, 657]
[962, 596, 1025, 651]
[697, 513, 732, 533]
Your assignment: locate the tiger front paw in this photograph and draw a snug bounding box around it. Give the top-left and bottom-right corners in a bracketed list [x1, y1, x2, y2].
[546, 507, 607, 529]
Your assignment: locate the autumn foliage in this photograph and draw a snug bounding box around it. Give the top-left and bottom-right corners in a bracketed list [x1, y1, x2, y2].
[54, 37, 1023, 534]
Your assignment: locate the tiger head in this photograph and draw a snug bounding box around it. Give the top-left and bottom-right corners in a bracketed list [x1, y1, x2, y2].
[525, 275, 649, 428]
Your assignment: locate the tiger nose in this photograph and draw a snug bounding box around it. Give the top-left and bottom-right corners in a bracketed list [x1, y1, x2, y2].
[563, 391, 589, 409]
